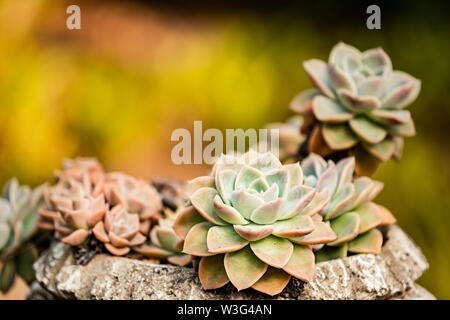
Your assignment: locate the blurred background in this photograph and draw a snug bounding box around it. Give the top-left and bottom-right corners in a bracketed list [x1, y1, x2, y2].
[0, 0, 449, 299]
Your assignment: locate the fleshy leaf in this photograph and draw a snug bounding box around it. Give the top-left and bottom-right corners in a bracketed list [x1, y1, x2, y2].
[316, 162, 338, 195]
[328, 212, 360, 246]
[167, 254, 193, 267]
[0, 258, 16, 294]
[284, 163, 303, 190]
[199, 255, 229, 290]
[207, 225, 248, 254]
[187, 176, 215, 196]
[362, 137, 395, 162]
[322, 124, 359, 150]
[260, 184, 279, 203]
[15, 245, 37, 283]
[315, 244, 348, 263]
[252, 267, 291, 296]
[235, 166, 264, 190]
[377, 204, 397, 226]
[281, 185, 315, 220]
[361, 48, 392, 76]
[338, 89, 380, 112]
[248, 177, 269, 193]
[213, 196, 248, 225]
[309, 126, 334, 157]
[303, 59, 335, 98]
[0, 223, 10, 250]
[224, 246, 268, 291]
[61, 229, 89, 246]
[349, 115, 387, 144]
[382, 77, 421, 109]
[230, 190, 264, 220]
[190, 188, 227, 225]
[265, 169, 289, 197]
[135, 245, 173, 259]
[386, 119, 416, 137]
[351, 146, 381, 176]
[290, 89, 320, 113]
[250, 199, 286, 224]
[156, 227, 181, 252]
[233, 224, 274, 241]
[328, 63, 357, 94]
[272, 215, 314, 238]
[335, 157, 355, 194]
[354, 202, 384, 234]
[173, 206, 205, 240]
[282, 245, 315, 282]
[322, 183, 355, 220]
[250, 236, 293, 268]
[183, 221, 214, 256]
[348, 229, 383, 254]
[215, 170, 236, 205]
[289, 221, 337, 245]
[370, 109, 411, 125]
[300, 189, 330, 216]
[312, 95, 353, 123]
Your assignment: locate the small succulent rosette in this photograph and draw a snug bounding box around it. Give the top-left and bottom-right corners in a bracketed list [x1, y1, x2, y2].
[92, 205, 146, 256]
[291, 42, 421, 175]
[103, 172, 162, 234]
[264, 115, 305, 163]
[0, 178, 46, 293]
[135, 208, 192, 266]
[173, 150, 337, 296]
[300, 154, 396, 262]
[37, 158, 108, 246]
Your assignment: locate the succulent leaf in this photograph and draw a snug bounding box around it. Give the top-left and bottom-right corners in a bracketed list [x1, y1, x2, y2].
[224, 246, 268, 291]
[207, 225, 248, 254]
[251, 267, 291, 296]
[199, 255, 230, 290]
[282, 245, 315, 282]
[348, 229, 383, 254]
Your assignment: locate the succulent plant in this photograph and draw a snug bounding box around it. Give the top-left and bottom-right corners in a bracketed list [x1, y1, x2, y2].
[135, 208, 192, 266]
[264, 116, 305, 163]
[103, 172, 162, 233]
[0, 178, 46, 293]
[92, 205, 146, 256]
[300, 153, 397, 262]
[291, 42, 421, 175]
[173, 150, 337, 295]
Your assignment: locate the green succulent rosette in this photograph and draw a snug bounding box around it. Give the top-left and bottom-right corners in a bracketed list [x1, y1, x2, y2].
[300, 154, 397, 262]
[0, 178, 46, 293]
[173, 150, 337, 296]
[291, 42, 421, 175]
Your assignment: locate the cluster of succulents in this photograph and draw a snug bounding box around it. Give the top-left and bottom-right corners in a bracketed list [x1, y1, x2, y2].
[299, 154, 396, 262]
[0, 178, 46, 293]
[37, 158, 162, 256]
[174, 150, 338, 295]
[290, 42, 421, 175]
[1, 42, 420, 298]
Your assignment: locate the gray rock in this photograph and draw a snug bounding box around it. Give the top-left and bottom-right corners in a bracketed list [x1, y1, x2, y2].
[33, 224, 434, 300]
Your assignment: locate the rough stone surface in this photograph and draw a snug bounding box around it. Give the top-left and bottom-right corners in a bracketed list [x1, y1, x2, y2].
[33, 224, 434, 300]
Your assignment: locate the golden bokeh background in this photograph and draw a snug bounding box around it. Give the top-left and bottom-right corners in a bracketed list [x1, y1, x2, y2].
[1, 0, 449, 299]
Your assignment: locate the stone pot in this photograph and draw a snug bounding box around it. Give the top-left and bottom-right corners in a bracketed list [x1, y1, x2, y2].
[29, 224, 435, 300]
